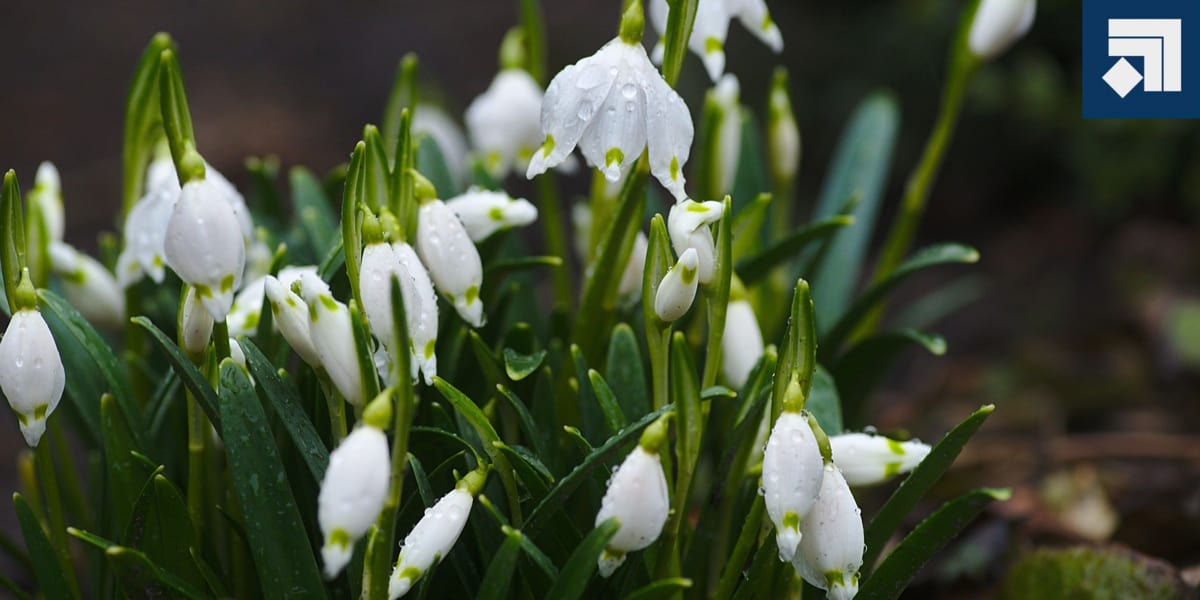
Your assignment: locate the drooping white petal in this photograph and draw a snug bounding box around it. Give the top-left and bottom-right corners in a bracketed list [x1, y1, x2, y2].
[0, 310, 65, 447]
[413, 104, 469, 187]
[31, 162, 64, 243]
[527, 43, 621, 179]
[691, 0, 733, 80]
[762, 410, 824, 562]
[359, 242, 403, 348]
[731, 0, 784, 53]
[465, 69, 545, 178]
[830, 433, 931, 486]
[654, 248, 700, 322]
[319, 426, 390, 578]
[120, 177, 179, 286]
[394, 243, 439, 385]
[595, 446, 670, 577]
[791, 465, 863, 599]
[227, 275, 267, 337]
[667, 200, 723, 284]
[164, 178, 247, 321]
[264, 273, 322, 368]
[618, 232, 649, 298]
[388, 487, 474, 599]
[721, 300, 763, 389]
[644, 73, 694, 202]
[967, 0, 1036, 60]
[49, 242, 124, 330]
[179, 287, 215, 357]
[445, 188, 538, 242]
[301, 272, 363, 407]
[416, 200, 484, 327]
[577, 44, 648, 184]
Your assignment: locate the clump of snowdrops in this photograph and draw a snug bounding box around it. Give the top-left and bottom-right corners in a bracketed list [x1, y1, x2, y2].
[0, 0, 1034, 598]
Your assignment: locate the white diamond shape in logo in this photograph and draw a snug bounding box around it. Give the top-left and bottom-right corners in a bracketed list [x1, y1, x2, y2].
[1104, 57, 1144, 98]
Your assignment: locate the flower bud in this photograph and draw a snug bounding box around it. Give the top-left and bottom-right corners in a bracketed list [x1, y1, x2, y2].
[721, 299, 763, 389]
[444, 188, 538, 242]
[791, 464, 863, 600]
[30, 162, 64, 243]
[416, 199, 485, 327]
[389, 470, 486, 598]
[767, 68, 801, 187]
[710, 74, 742, 196]
[762, 410, 824, 562]
[0, 309, 65, 447]
[464, 69, 545, 179]
[594, 429, 670, 578]
[48, 242, 124, 330]
[967, 0, 1035, 60]
[179, 286, 214, 358]
[319, 425, 391, 578]
[654, 248, 700, 322]
[264, 269, 322, 368]
[830, 432, 931, 486]
[164, 178, 247, 321]
[301, 272, 363, 407]
[667, 200, 723, 285]
[618, 232, 648, 298]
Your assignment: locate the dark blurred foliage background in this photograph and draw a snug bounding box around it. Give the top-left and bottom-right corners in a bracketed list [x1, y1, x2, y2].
[1, 0, 1198, 596]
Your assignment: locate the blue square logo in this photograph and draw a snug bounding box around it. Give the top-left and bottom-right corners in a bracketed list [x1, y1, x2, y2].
[1083, 0, 1200, 118]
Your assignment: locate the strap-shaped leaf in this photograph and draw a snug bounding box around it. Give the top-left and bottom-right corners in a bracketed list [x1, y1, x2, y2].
[13, 494, 74, 600]
[625, 577, 693, 600]
[102, 394, 150, 540]
[806, 365, 844, 435]
[496, 385, 550, 459]
[736, 215, 854, 285]
[69, 527, 207, 599]
[503, 348, 546, 382]
[587, 370, 627, 435]
[1, 171, 25, 310]
[605, 324, 649, 422]
[121, 33, 174, 212]
[132, 316, 221, 433]
[290, 166, 337, 260]
[239, 340, 329, 481]
[121, 470, 206, 592]
[858, 488, 1010, 600]
[862, 404, 995, 572]
[475, 526, 525, 600]
[342, 141, 366, 307]
[382, 54, 418, 163]
[701, 198, 733, 388]
[544, 518, 620, 600]
[218, 361, 324, 599]
[659, 0, 699, 85]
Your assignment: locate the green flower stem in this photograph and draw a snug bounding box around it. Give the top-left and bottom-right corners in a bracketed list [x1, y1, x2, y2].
[319, 375, 348, 444]
[713, 494, 764, 600]
[660, 0, 699, 86]
[213, 320, 231, 363]
[34, 431, 81, 599]
[123, 292, 150, 407]
[518, 0, 547, 84]
[185, 387, 206, 541]
[588, 170, 615, 263]
[700, 199, 733, 389]
[536, 173, 573, 312]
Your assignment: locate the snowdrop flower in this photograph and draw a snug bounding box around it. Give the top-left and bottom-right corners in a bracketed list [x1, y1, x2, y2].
[29, 162, 64, 243]
[179, 286, 215, 358]
[227, 276, 267, 337]
[667, 199, 723, 285]
[301, 272, 364, 407]
[830, 433, 931, 487]
[526, 2, 694, 202]
[394, 243, 439, 384]
[416, 198, 485, 328]
[618, 232, 648, 298]
[648, 0, 783, 81]
[721, 297, 762, 389]
[762, 382, 824, 562]
[164, 176, 247, 321]
[360, 240, 402, 346]
[48, 242, 124, 330]
[0, 284, 65, 447]
[445, 188, 538, 242]
[595, 415, 670, 577]
[413, 104, 469, 187]
[319, 424, 390, 578]
[264, 270, 322, 368]
[767, 68, 801, 187]
[709, 74, 742, 195]
[389, 468, 487, 599]
[117, 156, 180, 286]
[967, 0, 1035, 60]
[654, 247, 699, 322]
[465, 69, 545, 179]
[791, 464, 863, 600]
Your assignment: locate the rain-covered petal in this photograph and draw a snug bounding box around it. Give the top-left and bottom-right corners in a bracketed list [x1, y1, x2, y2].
[595, 445, 670, 577]
[0, 310, 65, 447]
[445, 188, 538, 242]
[527, 43, 621, 179]
[394, 243, 439, 384]
[644, 73, 693, 201]
[654, 247, 700, 322]
[388, 471, 485, 599]
[830, 433, 931, 486]
[319, 426, 390, 578]
[576, 44, 648, 184]
[164, 178, 247, 321]
[416, 199, 484, 327]
[762, 410, 824, 562]
[791, 464, 863, 600]
[301, 272, 363, 407]
[264, 271, 322, 368]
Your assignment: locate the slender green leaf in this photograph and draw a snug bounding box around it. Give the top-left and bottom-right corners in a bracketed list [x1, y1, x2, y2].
[122, 471, 206, 592]
[605, 324, 649, 422]
[102, 394, 149, 536]
[1, 171, 26, 310]
[240, 340, 329, 481]
[730, 530, 778, 600]
[122, 33, 173, 212]
[701, 198, 734, 388]
[132, 316, 221, 433]
[641, 215, 673, 412]
[518, 0, 546, 83]
[809, 92, 900, 333]
[736, 215, 854, 285]
[503, 348, 546, 382]
[572, 345, 606, 445]
[772, 279, 816, 420]
[68, 527, 207, 599]
[525, 403, 674, 531]
[382, 55, 418, 163]
[862, 404, 995, 572]
[859, 488, 1010, 600]
[822, 243, 979, 357]
[587, 370, 627, 435]
[806, 366, 844, 435]
[342, 141, 366, 306]
[660, 0, 699, 85]
[475, 527, 525, 600]
[218, 361, 325, 599]
[13, 493, 73, 600]
[290, 166, 337, 259]
[832, 329, 946, 427]
[416, 133, 458, 198]
[156, 49, 198, 179]
[545, 518, 620, 600]
[495, 386, 549, 458]
[624, 577, 693, 600]
[363, 125, 391, 211]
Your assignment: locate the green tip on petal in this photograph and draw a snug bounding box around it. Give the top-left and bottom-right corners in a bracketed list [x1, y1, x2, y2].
[13, 268, 37, 311]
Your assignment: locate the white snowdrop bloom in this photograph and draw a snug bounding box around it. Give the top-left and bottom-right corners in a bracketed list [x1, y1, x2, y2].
[164, 177, 247, 321]
[967, 0, 1035, 60]
[30, 162, 64, 243]
[445, 188, 538, 242]
[117, 158, 180, 286]
[301, 272, 364, 407]
[830, 433, 931, 487]
[791, 464, 863, 600]
[465, 69, 545, 179]
[389, 470, 486, 599]
[227, 276, 267, 337]
[358, 241, 438, 385]
[264, 270, 322, 368]
[654, 247, 700, 322]
[594, 442, 670, 577]
[394, 243, 439, 385]
[667, 200, 723, 285]
[359, 241, 403, 347]
[413, 104, 469, 187]
[618, 232, 648, 298]
[762, 409, 824, 562]
[179, 286, 215, 357]
[526, 32, 694, 202]
[319, 425, 390, 578]
[0, 309, 65, 447]
[710, 74, 742, 195]
[416, 199, 485, 327]
[48, 242, 124, 330]
[648, 0, 783, 81]
[203, 162, 255, 243]
[767, 69, 801, 186]
[721, 299, 762, 389]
